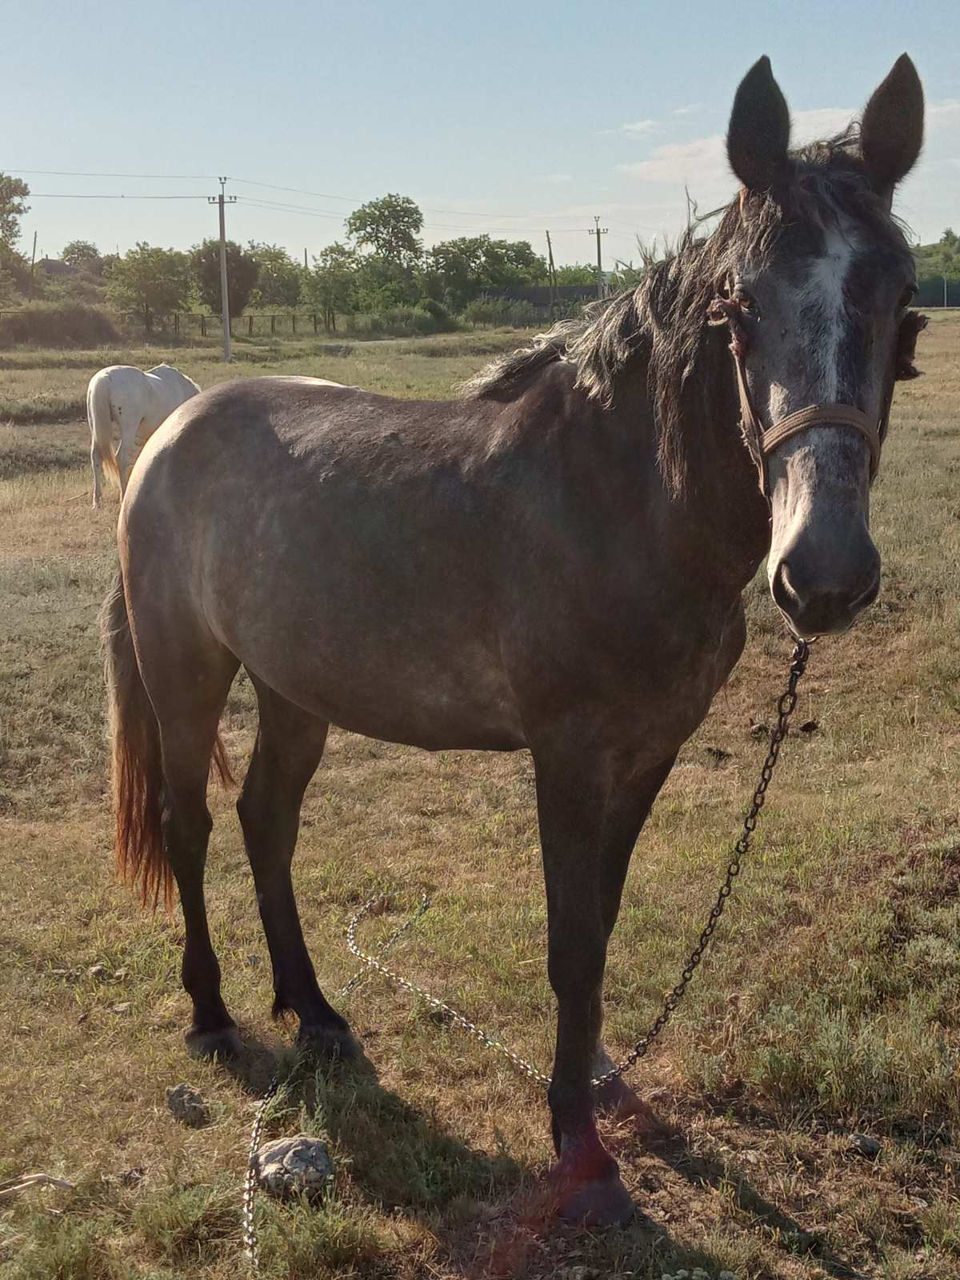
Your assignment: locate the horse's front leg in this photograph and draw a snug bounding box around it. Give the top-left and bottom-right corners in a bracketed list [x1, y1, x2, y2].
[534, 744, 675, 1227]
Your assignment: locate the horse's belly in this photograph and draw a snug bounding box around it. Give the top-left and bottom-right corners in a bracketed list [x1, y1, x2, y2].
[222, 614, 527, 752]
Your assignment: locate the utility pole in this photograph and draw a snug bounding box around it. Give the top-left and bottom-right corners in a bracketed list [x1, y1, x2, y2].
[304, 248, 308, 270]
[545, 230, 558, 318]
[28, 230, 37, 299]
[208, 177, 236, 362]
[589, 216, 608, 300]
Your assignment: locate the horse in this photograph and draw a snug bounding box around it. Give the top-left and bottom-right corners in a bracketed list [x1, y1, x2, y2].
[88, 363, 200, 508]
[102, 55, 924, 1227]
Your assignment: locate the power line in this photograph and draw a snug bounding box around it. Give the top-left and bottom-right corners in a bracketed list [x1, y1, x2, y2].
[6, 168, 216, 180]
[230, 176, 580, 224]
[28, 193, 212, 200]
[24, 187, 647, 245]
[234, 195, 592, 236]
[15, 171, 665, 251]
[8, 167, 649, 231]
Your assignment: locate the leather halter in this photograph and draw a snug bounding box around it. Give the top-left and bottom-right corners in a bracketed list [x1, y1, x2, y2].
[707, 294, 882, 497]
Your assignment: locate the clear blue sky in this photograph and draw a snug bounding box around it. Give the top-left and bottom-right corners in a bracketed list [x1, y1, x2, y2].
[3, 0, 957, 266]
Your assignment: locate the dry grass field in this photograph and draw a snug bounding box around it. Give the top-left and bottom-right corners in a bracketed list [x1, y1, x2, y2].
[0, 316, 958, 1280]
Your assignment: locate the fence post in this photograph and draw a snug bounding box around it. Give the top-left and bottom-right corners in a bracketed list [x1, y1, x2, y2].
[271, 315, 276, 335]
[174, 312, 180, 337]
[200, 315, 206, 338]
[248, 315, 254, 336]
[292, 313, 297, 335]
[313, 312, 318, 334]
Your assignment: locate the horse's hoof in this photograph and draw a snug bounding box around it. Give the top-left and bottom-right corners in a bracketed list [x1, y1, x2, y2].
[555, 1170, 635, 1227]
[185, 1025, 242, 1060]
[297, 1024, 361, 1061]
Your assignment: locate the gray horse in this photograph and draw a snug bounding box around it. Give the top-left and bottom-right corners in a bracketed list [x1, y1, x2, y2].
[104, 56, 924, 1226]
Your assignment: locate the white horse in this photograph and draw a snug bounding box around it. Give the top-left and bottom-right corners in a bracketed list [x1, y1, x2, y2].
[88, 363, 201, 508]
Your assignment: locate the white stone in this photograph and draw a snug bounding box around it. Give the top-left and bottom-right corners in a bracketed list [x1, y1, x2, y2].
[255, 1134, 334, 1202]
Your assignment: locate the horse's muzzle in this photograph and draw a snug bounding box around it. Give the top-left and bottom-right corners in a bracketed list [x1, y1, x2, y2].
[771, 539, 881, 638]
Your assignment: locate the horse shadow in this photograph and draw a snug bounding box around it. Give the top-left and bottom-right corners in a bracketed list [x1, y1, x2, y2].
[632, 1120, 867, 1280]
[220, 1027, 821, 1279]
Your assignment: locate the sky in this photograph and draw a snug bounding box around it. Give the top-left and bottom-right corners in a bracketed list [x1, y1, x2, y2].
[3, 0, 958, 268]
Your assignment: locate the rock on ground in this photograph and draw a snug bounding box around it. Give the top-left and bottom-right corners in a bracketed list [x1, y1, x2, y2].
[255, 1134, 334, 1202]
[165, 1083, 209, 1128]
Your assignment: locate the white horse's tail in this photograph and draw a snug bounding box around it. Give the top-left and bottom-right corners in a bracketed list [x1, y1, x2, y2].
[88, 374, 120, 488]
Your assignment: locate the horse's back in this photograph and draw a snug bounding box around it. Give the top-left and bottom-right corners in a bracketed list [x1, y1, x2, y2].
[144, 364, 201, 414]
[135, 375, 490, 476]
[122, 375, 533, 748]
[89, 364, 145, 397]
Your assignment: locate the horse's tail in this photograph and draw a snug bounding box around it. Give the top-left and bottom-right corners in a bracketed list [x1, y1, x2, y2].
[88, 373, 120, 487]
[101, 571, 234, 910]
[101, 570, 170, 908]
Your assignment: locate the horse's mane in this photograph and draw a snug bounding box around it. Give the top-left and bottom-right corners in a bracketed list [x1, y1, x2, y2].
[463, 128, 913, 495]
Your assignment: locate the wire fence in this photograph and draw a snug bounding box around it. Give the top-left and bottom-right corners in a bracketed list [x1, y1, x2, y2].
[173, 311, 345, 338]
[916, 276, 960, 307]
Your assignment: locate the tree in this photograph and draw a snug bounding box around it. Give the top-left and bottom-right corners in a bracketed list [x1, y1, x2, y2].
[0, 173, 29, 249]
[106, 243, 192, 331]
[353, 255, 420, 310]
[248, 242, 302, 308]
[61, 240, 103, 274]
[191, 239, 259, 316]
[346, 194, 423, 268]
[553, 263, 597, 285]
[304, 242, 359, 330]
[427, 236, 547, 310]
[914, 229, 960, 278]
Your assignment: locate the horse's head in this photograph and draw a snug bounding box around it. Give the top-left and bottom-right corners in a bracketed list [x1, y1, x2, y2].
[717, 55, 924, 638]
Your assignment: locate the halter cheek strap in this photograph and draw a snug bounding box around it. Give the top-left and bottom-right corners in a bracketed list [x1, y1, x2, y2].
[708, 294, 882, 497]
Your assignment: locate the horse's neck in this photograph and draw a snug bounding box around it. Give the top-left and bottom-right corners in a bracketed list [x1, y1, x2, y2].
[610, 369, 770, 598]
[684, 376, 770, 585]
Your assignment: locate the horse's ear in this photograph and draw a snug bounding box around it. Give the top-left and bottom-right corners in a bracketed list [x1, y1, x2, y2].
[860, 54, 924, 195]
[727, 56, 791, 193]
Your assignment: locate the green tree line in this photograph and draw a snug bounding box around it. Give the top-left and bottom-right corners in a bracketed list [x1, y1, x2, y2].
[1, 176, 605, 331]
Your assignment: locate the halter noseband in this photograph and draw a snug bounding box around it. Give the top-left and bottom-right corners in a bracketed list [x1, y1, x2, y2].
[707, 293, 881, 497]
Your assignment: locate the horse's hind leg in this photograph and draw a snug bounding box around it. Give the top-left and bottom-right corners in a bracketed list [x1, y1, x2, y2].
[237, 678, 357, 1058]
[138, 624, 241, 1057]
[91, 442, 104, 509]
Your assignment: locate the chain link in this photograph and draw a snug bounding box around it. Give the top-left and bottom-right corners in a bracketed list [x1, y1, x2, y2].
[244, 636, 810, 1270]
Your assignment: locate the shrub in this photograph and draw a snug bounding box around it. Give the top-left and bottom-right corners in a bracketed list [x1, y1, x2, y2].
[345, 306, 439, 337]
[461, 296, 539, 327]
[419, 297, 460, 332]
[0, 303, 119, 347]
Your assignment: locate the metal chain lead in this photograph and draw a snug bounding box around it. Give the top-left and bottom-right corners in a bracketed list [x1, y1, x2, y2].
[244, 636, 810, 1269]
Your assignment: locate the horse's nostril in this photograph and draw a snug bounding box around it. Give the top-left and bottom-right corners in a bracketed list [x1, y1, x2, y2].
[771, 560, 799, 612]
[851, 569, 881, 613]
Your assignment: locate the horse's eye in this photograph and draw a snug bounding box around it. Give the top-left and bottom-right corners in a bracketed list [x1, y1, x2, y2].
[736, 288, 760, 318]
[898, 284, 918, 310]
